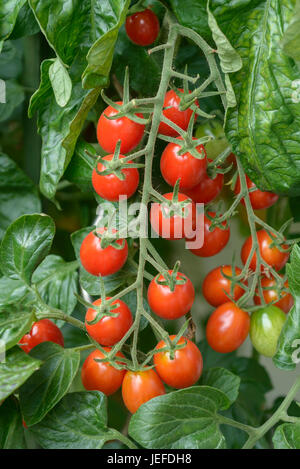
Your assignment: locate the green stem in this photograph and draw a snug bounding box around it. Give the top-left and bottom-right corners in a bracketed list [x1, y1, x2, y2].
[242, 375, 300, 449]
[107, 429, 138, 449]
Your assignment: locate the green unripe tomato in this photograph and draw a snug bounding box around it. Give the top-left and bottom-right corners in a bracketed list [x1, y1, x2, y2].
[250, 305, 286, 357]
[195, 120, 228, 159]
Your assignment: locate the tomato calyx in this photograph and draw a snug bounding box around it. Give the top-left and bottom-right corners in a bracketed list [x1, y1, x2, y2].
[205, 210, 229, 232]
[157, 180, 193, 220]
[100, 68, 151, 126]
[155, 261, 187, 292]
[92, 227, 126, 251]
[92, 140, 144, 182]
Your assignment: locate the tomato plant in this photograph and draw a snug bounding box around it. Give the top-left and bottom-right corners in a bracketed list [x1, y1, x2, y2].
[1, 0, 300, 452]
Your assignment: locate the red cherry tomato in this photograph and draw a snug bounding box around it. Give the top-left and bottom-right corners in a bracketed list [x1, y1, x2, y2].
[122, 369, 165, 413]
[125, 9, 160, 46]
[81, 348, 125, 396]
[85, 298, 133, 346]
[19, 319, 64, 354]
[183, 159, 224, 203]
[160, 138, 207, 190]
[97, 101, 145, 154]
[189, 211, 230, 257]
[254, 275, 294, 314]
[206, 302, 250, 353]
[241, 230, 289, 272]
[158, 89, 199, 137]
[80, 228, 128, 277]
[92, 154, 139, 201]
[235, 174, 279, 210]
[154, 336, 203, 389]
[147, 270, 195, 319]
[203, 265, 246, 307]
[149, 192, 197, 240]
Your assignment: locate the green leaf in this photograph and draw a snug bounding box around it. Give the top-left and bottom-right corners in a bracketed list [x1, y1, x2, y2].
[0, 40, 23, 80]
[64, 140, 95, 192]
[71, 226, 131, 295]
[0, 153, 41, 239]
[0, 277, 28, 307]
[30, 391, 112, 449]
[49, 58, 72, 107]
[10, 1, 40, 39]
[19, 342, 80, 426]
[281, 0, 300, 64]
[207, 2, 242, 74]
[0, 214, 55, 284]
[273, 423, 300, 449]
[0, 0, 26, 47]
[32, 255, 79, 319]
[0, 397, 25, 449]
[201, 367, 240, 406]
[129, 386, 230, 449]
[0, 309, 34, 350]
[28, 58, 100, 201]
[169, 0, 211, 39]
[224, 0, 300, 196]
[0, 347, 41, 401]
[273, 244, 300, 370]
[0, 79, 25, 122]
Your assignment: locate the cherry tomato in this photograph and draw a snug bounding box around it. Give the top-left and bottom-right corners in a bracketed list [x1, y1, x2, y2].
[203, 265, 246, 307]
[19, 319, 64, 354]
[80, 228, 128, 277]
[158, 89, 198, 137]
[125, 9, 160, 46]
[154, 336, 203, 388]
[183, 159, 224, 203]
[241, 230, 289, 272]
[122, 369, 165, 413]
[92, 154, 139, 201]
[189, 211, 230, 257]
[160, 138, 207, 190]
[254, 275, 294, 314]
[206, 302, 250, 353]
[250, 306, 286, 357]
[81, 348, 126, 396]
[85, 298, 133, 346]
[97, 101, 145, 154]
[149, 192, 197, 240]
[234, 174, 279, 210]
[147, 270, 195, 319]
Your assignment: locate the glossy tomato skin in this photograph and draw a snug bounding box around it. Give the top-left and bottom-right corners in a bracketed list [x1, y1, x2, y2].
[154, 336, 203, 389]
[80, 228, 128, 277]
[189, 211, 230, 257]
[241, 230, 289, 272]
[183, 159, 224, 204]
[203, 265, 246, 307]
[158, 89, 198, 137]
[150, 192, 197, 240]
[235, 175, 279, 210]
[147, 270, 195, 319]
[206, 302, 250, 353]
[250, 306, 286, 357]
[85, 298, 133, 346]
[81, 348, 125, 395]
[160, 138, 207, 190]
[125, 9, 160, 46]
[19, 319, 64, 354]
[122, 369, 165, 413]
[97, 101, 145, 154]
[254, 275, 293, 314]
[92, 154, 139, 201]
